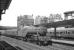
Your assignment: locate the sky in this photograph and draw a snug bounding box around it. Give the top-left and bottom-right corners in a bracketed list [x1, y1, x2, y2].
[0, 0, 74, 26]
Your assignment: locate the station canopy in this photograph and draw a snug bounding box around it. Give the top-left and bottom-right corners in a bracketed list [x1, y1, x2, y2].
[34, 19, 74, 28]
[64, 11, 74, 14]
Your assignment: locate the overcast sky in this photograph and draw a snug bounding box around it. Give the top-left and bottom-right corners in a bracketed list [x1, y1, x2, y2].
[0, 0, 74, 26]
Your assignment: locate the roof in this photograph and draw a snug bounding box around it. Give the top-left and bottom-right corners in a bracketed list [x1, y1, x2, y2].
[64, 11, 74, 14]
[34, 19, 74, 28]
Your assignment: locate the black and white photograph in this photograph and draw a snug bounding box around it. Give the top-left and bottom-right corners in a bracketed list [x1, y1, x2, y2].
[0, 0, 74, 50]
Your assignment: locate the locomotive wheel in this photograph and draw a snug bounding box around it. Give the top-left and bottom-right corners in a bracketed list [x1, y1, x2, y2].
[39, 42, 42, 46]
[36, 41, 42, 46]
[38, 42, 42, 46]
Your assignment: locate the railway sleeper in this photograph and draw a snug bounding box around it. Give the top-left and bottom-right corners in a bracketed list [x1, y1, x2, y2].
[0, 41, 17, 50]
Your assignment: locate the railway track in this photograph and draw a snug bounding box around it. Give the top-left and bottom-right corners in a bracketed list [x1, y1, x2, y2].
[0, 41, 17, 50]
[46, 43, 74, 50]
[1, 36, 74, 50]
[52, 39, 74, 47]
[45, 39, 74, 50]
[1, 36, 45, 50]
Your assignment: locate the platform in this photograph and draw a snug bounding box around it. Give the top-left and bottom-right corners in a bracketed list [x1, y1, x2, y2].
[52, 39, 74, 45]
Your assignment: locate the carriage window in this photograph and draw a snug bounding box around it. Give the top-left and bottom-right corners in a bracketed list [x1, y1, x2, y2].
[63, 31, 65, 34]
[72, 31, 74, 34]
[68, 32, 70, 34]
[50, 32, 53, 34]
[66, 31, 67, 34]
[56, 32, 59, 34]
[50, 32, 52, 34]
[60, 32, 63, 34]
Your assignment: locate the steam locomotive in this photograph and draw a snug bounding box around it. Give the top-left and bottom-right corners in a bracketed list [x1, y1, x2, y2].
[1, 26, 51, 46]
[19, 26, 51, 46]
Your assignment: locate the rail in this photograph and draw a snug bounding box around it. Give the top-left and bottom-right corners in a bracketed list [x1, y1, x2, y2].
[0, 41, 17, 50]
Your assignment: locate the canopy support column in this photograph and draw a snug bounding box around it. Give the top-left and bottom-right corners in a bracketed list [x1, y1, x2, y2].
[54, 27, 56, 39]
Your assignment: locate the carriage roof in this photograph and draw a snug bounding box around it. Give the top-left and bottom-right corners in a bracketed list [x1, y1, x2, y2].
[47, 27, 74, 32]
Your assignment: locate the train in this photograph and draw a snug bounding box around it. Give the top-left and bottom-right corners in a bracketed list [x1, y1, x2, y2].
[0, 26, 51, 46]
[47, 27, 74, 39]
[18, 26, 51, 46]
[0, 29, 17, 38]
[1, 26, 74, 46]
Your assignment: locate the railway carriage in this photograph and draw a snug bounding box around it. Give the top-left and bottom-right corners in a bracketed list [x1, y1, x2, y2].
[47, 27, 74, 39]
[2, 29, 17, 38]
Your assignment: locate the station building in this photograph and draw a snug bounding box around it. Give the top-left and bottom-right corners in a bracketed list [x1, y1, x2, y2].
[34, 15, 48, 25]
[17, 15, 34, 36]
[17, 15, 34, 27]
